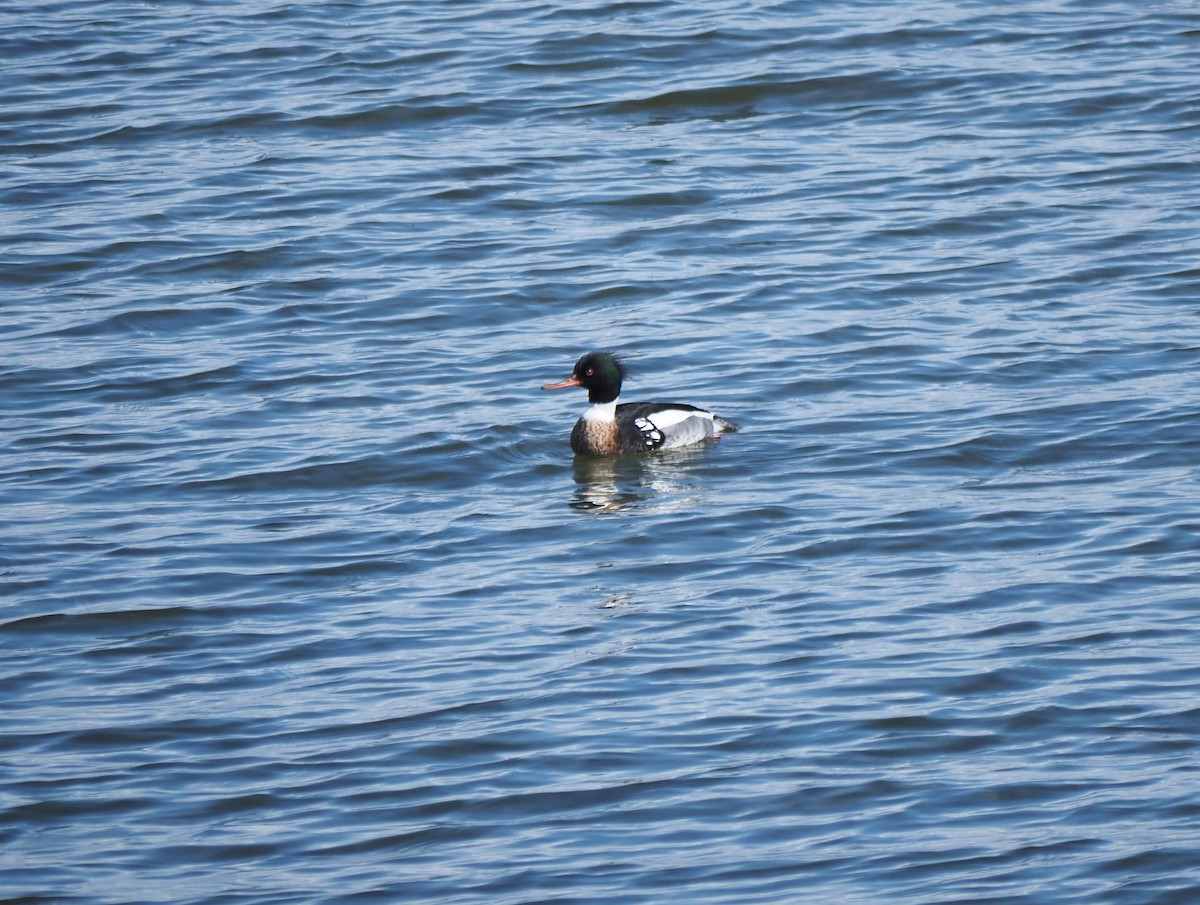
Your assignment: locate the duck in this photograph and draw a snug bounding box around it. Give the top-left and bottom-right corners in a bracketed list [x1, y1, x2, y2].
[541, 350, 738, 455]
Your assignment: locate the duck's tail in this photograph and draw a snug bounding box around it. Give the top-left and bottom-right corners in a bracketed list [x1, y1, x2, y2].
[713, 415, 739, 434]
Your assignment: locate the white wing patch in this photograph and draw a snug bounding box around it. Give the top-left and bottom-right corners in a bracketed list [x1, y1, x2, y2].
[633, 416, 665, 448]
[643, 408, 714, 430]
[636, 410, 717, 449]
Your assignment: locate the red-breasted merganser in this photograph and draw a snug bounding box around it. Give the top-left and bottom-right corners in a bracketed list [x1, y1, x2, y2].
[541, 350, 739, 455]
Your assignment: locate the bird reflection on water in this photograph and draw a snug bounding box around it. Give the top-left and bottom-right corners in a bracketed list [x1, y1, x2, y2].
[567, 445, 716, 513]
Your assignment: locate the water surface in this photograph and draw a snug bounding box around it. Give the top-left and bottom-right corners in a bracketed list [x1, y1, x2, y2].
[4, 1, 1200, 902]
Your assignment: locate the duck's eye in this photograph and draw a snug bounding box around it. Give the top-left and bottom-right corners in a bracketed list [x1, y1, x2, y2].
[585, 368, 594, 376]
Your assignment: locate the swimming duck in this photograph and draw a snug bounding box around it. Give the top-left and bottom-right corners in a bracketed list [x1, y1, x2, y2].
[541, 350, 738, 455]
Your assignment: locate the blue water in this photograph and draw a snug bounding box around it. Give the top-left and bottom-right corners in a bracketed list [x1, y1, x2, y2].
[4, 1, 1200, 902]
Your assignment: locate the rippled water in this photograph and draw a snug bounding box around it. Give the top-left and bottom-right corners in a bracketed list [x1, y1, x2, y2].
[4, 1, 1200, 902]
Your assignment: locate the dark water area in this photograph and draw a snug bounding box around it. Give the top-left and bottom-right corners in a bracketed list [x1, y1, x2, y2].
[4, 1, 1200, 902]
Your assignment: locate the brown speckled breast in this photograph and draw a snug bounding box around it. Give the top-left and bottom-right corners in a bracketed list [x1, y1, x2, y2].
[570, 418, 621, 455]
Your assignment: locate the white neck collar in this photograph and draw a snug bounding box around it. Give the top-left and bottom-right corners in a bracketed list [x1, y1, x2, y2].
[583, 399, 618, 423]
